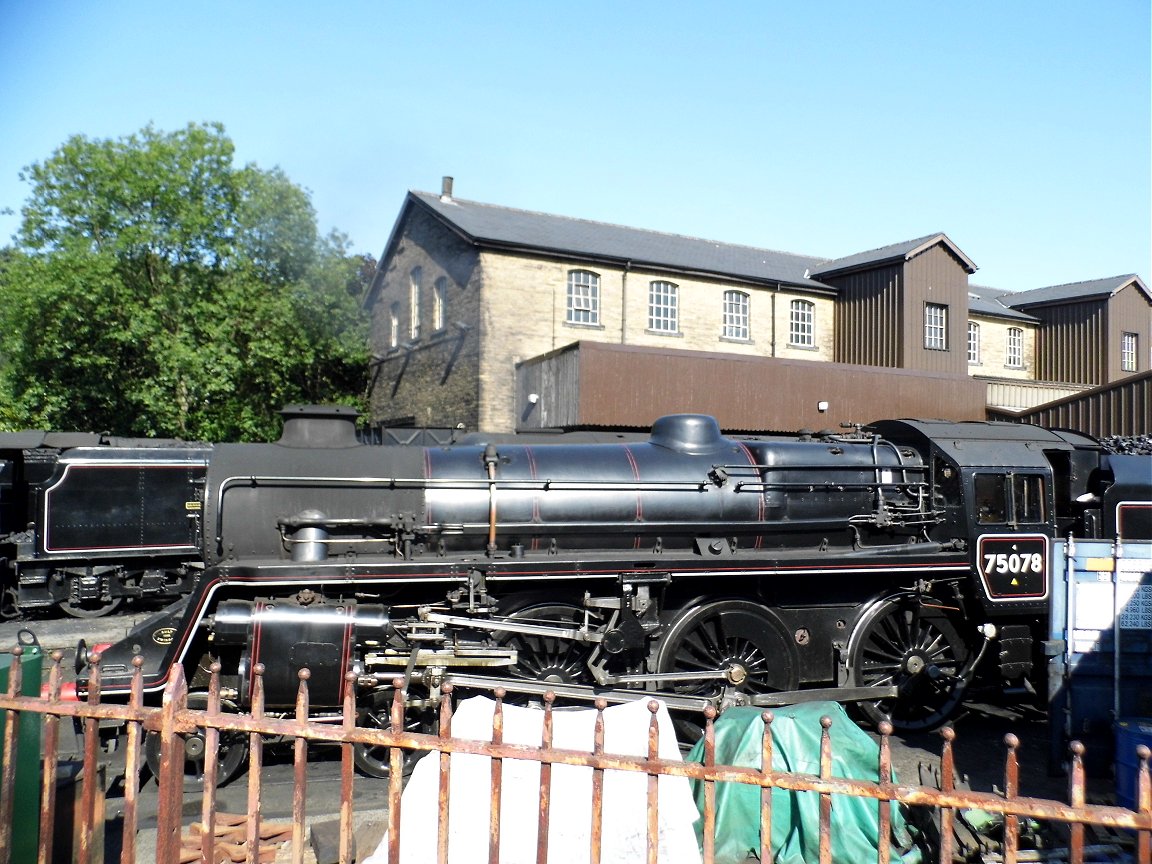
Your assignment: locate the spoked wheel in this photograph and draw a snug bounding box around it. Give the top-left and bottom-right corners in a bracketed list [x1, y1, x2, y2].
[500, 600, 600, 689]
[655, 600, 799, 742]
[849, 596, 970, 732]
[656, 600, 799, 698]
[61, 596, 123, 618]
[352, 689, 430, 779]
[144, 692, 248, 789]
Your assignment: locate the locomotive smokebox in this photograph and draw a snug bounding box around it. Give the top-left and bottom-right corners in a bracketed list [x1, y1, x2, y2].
[212, 597, 390, 707]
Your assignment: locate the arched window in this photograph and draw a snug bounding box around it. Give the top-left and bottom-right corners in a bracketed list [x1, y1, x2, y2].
[409, 267, 422, 340]
[433, 277, 447, 332]
[788, 299, 814, 347]
[648, 280, 678, 332]
[967, 322, 980, 364]
[723, 291, 750, 340]
[566, 270, 600, 325]
[389, 303, 400, 349]
[1006, 328, 1023, 368]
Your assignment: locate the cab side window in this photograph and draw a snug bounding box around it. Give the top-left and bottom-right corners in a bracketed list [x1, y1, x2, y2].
[1013, 474, 1046, 524]
[975, 474, 1006, 524]
[974, 473, 1046, 525]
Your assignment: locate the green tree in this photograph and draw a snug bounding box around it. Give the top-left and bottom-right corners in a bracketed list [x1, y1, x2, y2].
[0, 123, 369, 440]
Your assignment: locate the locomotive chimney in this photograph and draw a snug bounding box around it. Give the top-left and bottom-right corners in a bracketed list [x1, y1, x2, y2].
[277, 405, 360, 448]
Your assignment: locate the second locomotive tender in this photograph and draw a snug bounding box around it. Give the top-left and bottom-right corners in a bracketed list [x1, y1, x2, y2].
[78, 406, 1146, 776]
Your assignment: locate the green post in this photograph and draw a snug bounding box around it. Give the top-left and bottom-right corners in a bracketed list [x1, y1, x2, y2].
[0, 635, 44, 863]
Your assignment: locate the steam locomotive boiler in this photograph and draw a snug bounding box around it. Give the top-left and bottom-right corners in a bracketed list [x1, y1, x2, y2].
[74, 406, 1148, 783]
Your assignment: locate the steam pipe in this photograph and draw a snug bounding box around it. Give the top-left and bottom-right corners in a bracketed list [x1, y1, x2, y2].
[485, 444, 499, 556]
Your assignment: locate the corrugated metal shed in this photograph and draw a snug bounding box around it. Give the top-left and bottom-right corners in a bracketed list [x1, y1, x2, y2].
[516, 341, 989, 433]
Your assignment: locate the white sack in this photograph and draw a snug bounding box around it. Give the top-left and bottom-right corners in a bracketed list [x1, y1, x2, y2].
[364, 695, 702, 864]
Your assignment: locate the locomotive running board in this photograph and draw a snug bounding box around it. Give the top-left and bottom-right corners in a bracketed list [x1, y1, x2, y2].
[440, 673, 898, 715]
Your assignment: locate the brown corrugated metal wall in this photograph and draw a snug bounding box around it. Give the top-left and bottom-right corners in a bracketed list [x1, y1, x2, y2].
[1031, 300, 1107, 386]
[517, 341, 988, 433]
[831, 263, 904, 368]
[1110, 284, 1152, 382]
[902, 247, 970, 375]
[989, 369, 1151, 436]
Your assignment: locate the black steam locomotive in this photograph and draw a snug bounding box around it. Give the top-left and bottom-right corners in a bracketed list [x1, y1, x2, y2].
[61, 406, 1151, 782]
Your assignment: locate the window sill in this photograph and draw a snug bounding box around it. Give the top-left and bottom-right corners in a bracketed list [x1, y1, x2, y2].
[645, 329, 682, 337]
[564, 321, 605, 330]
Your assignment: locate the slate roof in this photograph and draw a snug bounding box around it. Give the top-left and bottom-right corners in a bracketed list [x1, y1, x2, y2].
[373, 189, 1140, 323]
[992, 275, 1151, 308]
[967, 286, 1038, 322]
[401, 190, 836, 291]
[810, 232, 978, 278]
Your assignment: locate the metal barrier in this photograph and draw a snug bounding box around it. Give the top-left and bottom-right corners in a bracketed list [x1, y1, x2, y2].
[1, 646, 1149, 864]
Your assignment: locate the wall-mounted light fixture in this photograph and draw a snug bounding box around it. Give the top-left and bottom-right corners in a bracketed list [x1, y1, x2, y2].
[817, 401, 829, 413]
[528, 393, 540, 404]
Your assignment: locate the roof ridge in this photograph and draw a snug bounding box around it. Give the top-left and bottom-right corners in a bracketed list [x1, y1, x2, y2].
[1027, 274, 1137, 291]
[411, 189, 831, 264]
[820, 231, 945, 262]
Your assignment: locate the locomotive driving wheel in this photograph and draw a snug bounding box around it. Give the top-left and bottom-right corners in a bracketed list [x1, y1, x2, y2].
[352, 688, 431, 779]
[499, 599, 600, 689]
[848, 596, 969, 732]
[143, 691, 248, 789]
[60, 596, 123, 618]
[655, 600, 799, 741]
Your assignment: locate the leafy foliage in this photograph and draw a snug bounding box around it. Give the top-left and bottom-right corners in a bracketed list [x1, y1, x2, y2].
[0, 123, 370, 440]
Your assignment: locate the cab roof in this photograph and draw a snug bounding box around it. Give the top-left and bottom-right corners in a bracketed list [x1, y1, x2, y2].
[867, 419, 1099, 468]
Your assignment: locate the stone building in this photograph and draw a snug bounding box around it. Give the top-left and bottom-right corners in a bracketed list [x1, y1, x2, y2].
[364, 180, 1150, 435]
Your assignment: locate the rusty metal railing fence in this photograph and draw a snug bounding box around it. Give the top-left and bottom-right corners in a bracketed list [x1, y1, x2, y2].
[1, 645, 1150, 864]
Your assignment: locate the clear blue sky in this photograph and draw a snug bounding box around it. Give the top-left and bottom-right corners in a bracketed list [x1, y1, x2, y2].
[1, 1, 1148, 291]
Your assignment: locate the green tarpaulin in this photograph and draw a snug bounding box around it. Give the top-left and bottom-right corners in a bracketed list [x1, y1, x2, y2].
[687, 702, 919, 864]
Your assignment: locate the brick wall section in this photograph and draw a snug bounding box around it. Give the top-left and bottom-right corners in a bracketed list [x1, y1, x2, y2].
[476, 253, 837, 431]
[968, 316, 1037, 380]
[367, 207, 483, 429]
